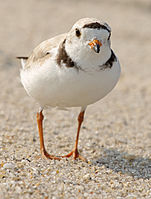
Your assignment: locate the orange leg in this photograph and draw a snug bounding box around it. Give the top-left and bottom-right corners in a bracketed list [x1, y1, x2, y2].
[61, 110, 87, 162]
[37, 110, 60, 160]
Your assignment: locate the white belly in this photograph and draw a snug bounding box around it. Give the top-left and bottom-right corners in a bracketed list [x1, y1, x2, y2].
[21, 61, 120, 108]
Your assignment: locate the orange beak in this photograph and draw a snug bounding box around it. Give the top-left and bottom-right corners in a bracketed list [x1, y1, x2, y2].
[88, 39, 102, 53]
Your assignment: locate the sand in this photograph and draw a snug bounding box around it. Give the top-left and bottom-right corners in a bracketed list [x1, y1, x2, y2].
[0, 0, 151, 198]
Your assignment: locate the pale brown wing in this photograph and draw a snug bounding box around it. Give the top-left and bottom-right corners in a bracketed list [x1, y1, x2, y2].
[24, 33, 66, 69]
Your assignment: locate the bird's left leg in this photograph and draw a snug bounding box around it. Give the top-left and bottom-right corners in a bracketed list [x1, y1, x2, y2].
[61, 108, 87, 162]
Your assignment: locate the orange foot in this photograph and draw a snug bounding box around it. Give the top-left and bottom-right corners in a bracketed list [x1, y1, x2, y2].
[61, 149, 87, 162]
[41, 149, 61, 160]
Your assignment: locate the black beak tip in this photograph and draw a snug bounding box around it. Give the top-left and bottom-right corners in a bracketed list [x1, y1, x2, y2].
[93, 44, 100, 53]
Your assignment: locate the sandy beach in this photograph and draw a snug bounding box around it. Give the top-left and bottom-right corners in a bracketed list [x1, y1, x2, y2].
[0, 0, 151, 198]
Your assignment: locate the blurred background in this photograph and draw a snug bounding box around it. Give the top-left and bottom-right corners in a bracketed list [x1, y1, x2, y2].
[0, 0, 151, 153]
[1, 0, 151, 73]
[1, 0, 151, 158]
[1, 0, 151, 121]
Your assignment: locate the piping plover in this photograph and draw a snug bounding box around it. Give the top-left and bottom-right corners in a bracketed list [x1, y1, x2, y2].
[17, 18, 121, 161]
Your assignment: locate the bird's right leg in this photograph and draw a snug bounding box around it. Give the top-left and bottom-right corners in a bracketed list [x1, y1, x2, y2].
[37, 110, 60, 160]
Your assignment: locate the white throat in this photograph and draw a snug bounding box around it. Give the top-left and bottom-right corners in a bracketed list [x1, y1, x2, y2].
[65, 40, 111, 71]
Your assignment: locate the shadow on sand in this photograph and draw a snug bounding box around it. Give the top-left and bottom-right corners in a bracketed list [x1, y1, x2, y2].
[93, 148, 151, 179]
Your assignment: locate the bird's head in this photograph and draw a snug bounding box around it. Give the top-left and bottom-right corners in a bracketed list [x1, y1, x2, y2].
[65, 18, 112, 69]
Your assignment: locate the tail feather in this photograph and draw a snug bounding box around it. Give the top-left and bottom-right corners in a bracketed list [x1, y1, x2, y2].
[16, 56, 28, 69]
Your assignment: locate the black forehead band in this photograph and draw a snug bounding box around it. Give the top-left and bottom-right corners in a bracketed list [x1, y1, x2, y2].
[83, 22, 110, 33]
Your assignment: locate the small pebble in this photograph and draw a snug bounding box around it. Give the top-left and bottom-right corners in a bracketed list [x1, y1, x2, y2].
[3, 163, 15, 169]
[83, 173, 91, 181]
[84, 192, 89, 197]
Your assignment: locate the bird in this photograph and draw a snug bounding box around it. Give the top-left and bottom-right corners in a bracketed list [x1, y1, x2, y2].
[17, 18, 121, 161]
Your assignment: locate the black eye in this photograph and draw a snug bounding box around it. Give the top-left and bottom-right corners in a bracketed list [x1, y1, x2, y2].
[75, 28, 81, 37]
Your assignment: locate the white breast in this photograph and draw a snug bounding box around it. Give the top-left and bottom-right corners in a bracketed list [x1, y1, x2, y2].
[20, 57, 121, 108]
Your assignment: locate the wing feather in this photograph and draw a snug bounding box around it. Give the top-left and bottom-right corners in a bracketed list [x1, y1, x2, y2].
[24, 33, 66, 69]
